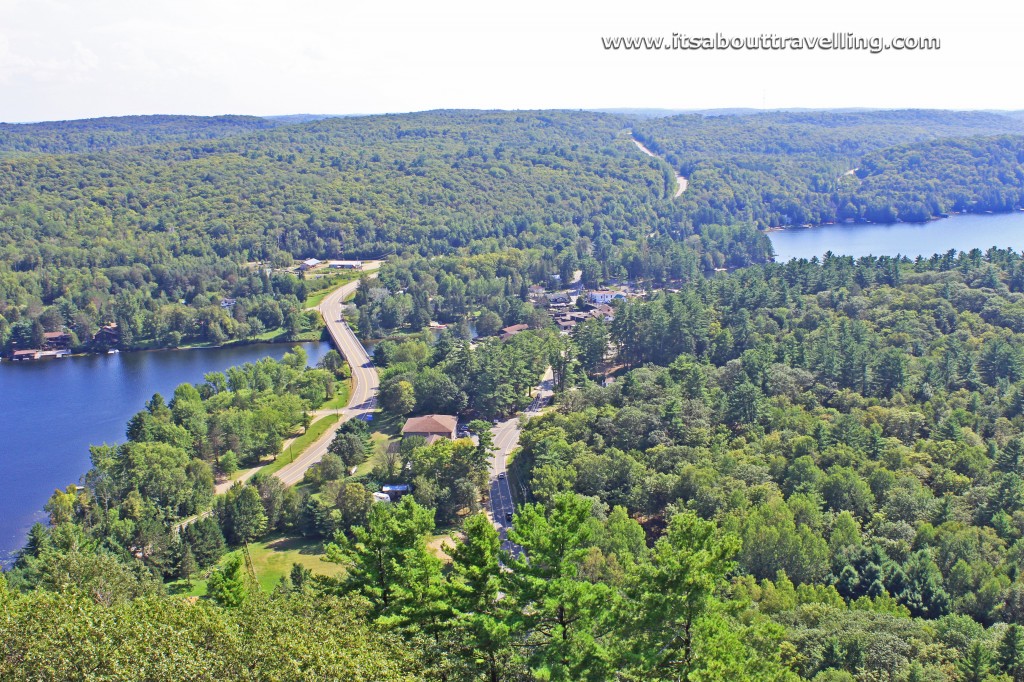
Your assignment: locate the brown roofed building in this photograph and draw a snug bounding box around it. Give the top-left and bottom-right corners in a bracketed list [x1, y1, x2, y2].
[43, 331, 72, 350]
[500, 324, 529, 341]
[402, 414, 458, 443]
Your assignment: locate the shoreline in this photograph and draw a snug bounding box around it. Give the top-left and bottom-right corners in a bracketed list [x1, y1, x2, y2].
[1, 332, 328, 365]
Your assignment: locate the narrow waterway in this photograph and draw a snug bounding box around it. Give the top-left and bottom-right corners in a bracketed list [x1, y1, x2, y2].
[0, 341, 331, 562]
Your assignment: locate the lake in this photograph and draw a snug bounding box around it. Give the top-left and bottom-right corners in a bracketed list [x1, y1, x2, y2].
[769, 211, 1024, 261]
[0, 341, 330, 562]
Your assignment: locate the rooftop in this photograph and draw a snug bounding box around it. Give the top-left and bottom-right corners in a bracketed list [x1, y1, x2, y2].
[402, 414, 458, 436]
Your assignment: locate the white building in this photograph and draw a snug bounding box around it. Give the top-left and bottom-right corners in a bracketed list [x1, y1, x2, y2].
[588, 290, 626, 304]
[328, 260, 363, 269]
[299, 258, 322, 271]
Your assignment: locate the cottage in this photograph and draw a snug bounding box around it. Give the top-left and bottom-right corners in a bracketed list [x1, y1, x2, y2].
[328, 260, 363, 269]
[545, 292, 571, 307]
[401, 414, 458, 444]
[94, 323, 120, 346]
[42, 331, 72, 350]
[500, 324, 529, 341]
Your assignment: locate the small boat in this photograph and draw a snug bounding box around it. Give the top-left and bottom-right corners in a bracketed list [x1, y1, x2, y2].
[107, 349, 120, 354]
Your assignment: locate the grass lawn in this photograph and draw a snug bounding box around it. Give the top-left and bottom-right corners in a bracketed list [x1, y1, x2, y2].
[318, 376, 351, 410]
[167, 535, 345, 597]
[258, 414, 340, 478]
[304, 273, 361, 309]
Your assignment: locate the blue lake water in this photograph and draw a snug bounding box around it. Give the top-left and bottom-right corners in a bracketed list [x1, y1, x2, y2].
[768, 211, 1024, 261]
[0, 341, 330, 562]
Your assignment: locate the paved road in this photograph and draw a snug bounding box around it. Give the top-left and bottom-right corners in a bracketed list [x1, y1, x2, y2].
[275, 266, 380, 487]
[488, 367, 554, 555]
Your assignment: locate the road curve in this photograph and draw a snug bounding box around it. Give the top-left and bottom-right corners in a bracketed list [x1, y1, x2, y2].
[274, 267, 380, 487]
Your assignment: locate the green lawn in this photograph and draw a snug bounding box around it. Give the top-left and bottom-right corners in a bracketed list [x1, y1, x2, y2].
[258, 414, 340, 477]
[167, 535, 345, 596]
[304, 272, 361, 309]
[318, 377, 351, 410]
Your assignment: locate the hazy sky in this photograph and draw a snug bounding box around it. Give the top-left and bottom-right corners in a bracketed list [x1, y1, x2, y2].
[0, 0, 1019, 121]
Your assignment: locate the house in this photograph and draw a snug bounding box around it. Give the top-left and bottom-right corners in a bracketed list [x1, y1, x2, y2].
[220, 298, 237, 309]
[588, 290, 626, 305]
[500, 324, 529, 341]
[328, 260, 362, 269]
[527, 284, 547, 299]
[42, 331, 72, 350]
[401, 414, 458, 444]
[556, 318, 577, 332]
[299, 258, 322, 271]
[94, 323, 120, 346]
[381, 484, 411, 498]
[10, 349, 40, 361]
[545, 292, 571, 307]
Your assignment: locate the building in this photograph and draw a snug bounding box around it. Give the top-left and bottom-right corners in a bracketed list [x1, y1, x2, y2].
[328, 260, 363, 269]
[500, 324, 529, 341]
[94, 323, 120, 346]
[401, 414, 458, 444]
[220, 298, 237, 309]
[588, 290, 626, 305]
[381, 484, 411, 498]
[299, 258, 322, 271]
[42, 331, 72, 350]
[372, 491, 392, 503]
[10, 349, 40, 361]
[545, 292, 572, 307]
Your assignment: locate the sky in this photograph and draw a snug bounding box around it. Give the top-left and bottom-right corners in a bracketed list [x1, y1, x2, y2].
[0, 0, 1019, 122]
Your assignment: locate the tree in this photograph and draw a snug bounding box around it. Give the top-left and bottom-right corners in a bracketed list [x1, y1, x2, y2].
[572, 318, 609, 375]
[328, 431, 368, 469]
[207, 554, 248, 607]
[958, 640, 993, 682]
[178, 546, 197, 587]
[328, 496, 438, 615]
[220, 484, 268, 545]
[621, 510, 739, 678]
[999, 624, 1024, 682]
[447, 514, 517, 682]
[507, 493, 616, 681]
[379, 379, 416, 416]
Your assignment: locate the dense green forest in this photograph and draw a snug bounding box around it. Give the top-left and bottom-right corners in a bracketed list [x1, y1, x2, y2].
[15, 252, 1024, 679]
[0, 115, 283, 155]
[635, 110, 1024, 228]
[7, 110, 1024, 680]
[5, 109, 1024, 354]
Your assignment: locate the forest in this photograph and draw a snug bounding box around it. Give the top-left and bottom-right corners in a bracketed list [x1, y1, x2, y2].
[6, 109, 1024, 680]
[5, 109, 1024, 353]
[11, 251, 1024, 679]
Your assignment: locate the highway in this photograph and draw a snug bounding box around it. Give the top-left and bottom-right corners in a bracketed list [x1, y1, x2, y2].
[488, 367, 554, 555]
[275, 266, 380, 487]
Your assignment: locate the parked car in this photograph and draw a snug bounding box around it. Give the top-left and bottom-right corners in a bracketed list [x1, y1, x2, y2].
[504, 511, 513, 522]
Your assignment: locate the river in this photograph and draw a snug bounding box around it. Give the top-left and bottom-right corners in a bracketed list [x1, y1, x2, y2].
[769, 211, 1024, 261]
[0, 341, 330, 562]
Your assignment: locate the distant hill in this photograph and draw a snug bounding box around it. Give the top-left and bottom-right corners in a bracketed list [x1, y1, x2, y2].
[0, 115, 284, 155]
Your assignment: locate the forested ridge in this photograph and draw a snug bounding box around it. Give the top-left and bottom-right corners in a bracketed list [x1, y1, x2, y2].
[4, 109, 1024, 354]
[635, 110, 1024, 228]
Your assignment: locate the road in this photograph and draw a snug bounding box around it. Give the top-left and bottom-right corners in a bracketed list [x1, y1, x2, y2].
[488, 367, 554, 555]
[274, 266, 380, 486]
